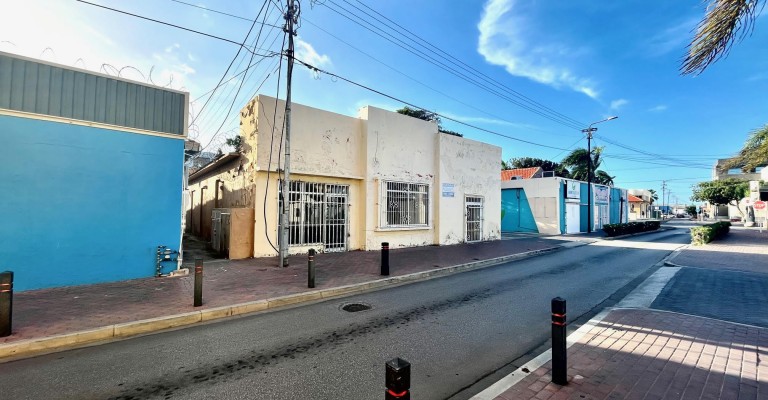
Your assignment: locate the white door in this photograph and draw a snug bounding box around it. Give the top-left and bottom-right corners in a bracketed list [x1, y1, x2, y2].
[566, 203, 580, 233]
[465, 196, 484, 242]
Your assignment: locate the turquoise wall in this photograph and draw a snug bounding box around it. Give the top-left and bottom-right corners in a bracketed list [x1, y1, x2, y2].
[580, 182, 589, 232]
[501, 188, 538, 233]
[0, 114, 183, 291]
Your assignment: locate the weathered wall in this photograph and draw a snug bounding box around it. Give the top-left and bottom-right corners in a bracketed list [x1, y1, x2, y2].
[186, 157, 253, 239]
[437, 133, 501, 244]
[251, 171, 364, 257]
[249, 95, 364, 178]
[501, 178, 561, 234]
[360, 106, 438, 250]
[0, 113, 183, 291]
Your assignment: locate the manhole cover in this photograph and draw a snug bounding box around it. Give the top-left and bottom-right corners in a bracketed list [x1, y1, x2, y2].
[341, 303, 371, 312]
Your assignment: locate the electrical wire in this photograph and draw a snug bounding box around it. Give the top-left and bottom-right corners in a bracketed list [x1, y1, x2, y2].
[320, 0, 585, 130]
[75, 0, 274, 57]
[347, 0, 587, 128]
[292, 57, 570, 151]
[190, 0, 272, 127]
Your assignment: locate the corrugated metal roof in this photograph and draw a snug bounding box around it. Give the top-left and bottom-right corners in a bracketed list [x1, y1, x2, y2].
[0, 51, 187, 136]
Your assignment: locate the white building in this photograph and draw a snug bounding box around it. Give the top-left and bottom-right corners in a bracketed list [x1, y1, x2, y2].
[187, 95, 501, 258]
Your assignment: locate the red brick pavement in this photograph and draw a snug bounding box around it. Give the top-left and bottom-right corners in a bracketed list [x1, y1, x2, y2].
[495, 309, 768, 400]
[671, 228, 768, 274]
[3, 237, 561, 344]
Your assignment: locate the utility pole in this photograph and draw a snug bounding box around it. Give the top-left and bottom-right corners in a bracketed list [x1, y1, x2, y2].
[279, 0, 297, 268]
[581, 116, 617, 233]
[661, 181, 667, 218]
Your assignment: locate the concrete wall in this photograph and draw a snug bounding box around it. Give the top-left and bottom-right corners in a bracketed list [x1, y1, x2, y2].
[438, 133, 501, 244]
[361, 106, 438, 250]
[501, 178, 561, 234]
[0, 113, 183, 291]
[187, 156, 253, 239]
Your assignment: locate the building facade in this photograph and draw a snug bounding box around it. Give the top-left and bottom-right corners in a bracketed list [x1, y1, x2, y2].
[187, 95, 501, 258]
[501, 177, 628, 235]
[0, 52, 188, 291]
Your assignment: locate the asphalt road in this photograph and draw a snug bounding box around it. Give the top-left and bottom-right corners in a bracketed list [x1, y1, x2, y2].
[0, 230, 690, 400]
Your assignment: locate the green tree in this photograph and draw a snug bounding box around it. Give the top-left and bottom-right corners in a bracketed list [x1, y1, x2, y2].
[690, 178, 750, 217]
[561, 147, 614, 184]
[685, 205, 698, 216]
[648, 189, 659, 205]
[682, 0, 765, 75]
[225, 135, 243, 152]
[501, 159, 512, 170]
[721, 124, 768, 172]
[505, 157, 570, 177]
[396, 106, 463, 137]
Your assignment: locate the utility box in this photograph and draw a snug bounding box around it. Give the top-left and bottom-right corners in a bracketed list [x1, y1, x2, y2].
[211, 208, 254, 259]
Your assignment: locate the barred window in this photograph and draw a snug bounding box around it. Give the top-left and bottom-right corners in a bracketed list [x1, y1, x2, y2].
[382, 181, 429, 227]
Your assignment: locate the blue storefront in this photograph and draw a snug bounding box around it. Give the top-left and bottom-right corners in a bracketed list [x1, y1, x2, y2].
[0, 52, 188, 291]
[502, 177, 628, 235]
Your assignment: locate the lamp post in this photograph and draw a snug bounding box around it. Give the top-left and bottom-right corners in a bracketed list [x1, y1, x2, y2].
[582, 116, 618, 233]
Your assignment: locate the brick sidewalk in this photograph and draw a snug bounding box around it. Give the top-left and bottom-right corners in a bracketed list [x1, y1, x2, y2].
[671, 228, 768, 274]
[494, 308, 767, 400]
[2, 237, 562, 345]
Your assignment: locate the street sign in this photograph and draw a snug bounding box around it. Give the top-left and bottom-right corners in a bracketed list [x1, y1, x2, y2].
[754, 201, 766, 210]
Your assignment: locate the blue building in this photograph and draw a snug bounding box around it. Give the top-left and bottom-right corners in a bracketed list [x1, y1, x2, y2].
[0, 52, 188, 291]
[501, 177, 628, 235]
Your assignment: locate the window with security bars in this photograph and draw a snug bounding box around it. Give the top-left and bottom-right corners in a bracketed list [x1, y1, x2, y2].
[382, 181, 429, 227]
[279, 181, 349, 251]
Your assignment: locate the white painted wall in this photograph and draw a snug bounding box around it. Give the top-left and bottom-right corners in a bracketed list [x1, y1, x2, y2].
[502, 178, 562, 234]
[437, 134, 501, 244]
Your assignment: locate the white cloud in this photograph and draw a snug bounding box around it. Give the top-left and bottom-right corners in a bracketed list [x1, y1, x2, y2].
[648, 105, 668, 112]
[439, 111, 531, 128]
[610, 99, 628, 110]
[477, 0, 598, 98]
[646, 18, 698, 57]
[295, 38, 331, 69]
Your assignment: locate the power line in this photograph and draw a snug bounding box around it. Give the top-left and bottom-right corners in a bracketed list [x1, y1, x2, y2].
[75, 0, 275, 57]
[347, 0, 587, 128]
[170, 0, 282, 28]
[318, 0, 585, 131]
[293, 57, 571, 151]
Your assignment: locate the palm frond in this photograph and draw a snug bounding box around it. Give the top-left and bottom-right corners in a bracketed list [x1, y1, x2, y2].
[682, 0, 764, 75]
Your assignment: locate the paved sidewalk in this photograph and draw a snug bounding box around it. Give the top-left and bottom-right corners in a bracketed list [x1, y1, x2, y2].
[1, 236, 567, 357]
[493, 308, 767, 400]
[480, 227, 768, 400]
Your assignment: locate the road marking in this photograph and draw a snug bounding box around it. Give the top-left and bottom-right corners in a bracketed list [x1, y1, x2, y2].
[615, 267, 680, 308]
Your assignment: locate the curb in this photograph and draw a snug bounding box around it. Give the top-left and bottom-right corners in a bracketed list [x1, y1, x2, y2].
[0, 244, 572, 361]
[471, 308, 613, 400]
[602, 226, 676, 241]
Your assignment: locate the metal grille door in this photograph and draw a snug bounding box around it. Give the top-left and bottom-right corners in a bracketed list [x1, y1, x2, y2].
[466, 196, 484, 242]
[283, 182, 349, 252]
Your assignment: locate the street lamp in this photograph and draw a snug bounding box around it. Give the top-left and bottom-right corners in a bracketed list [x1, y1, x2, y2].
[582, 116, 618, 233]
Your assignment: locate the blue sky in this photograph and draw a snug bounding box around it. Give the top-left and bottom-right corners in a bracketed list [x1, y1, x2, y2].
[2, 0, 767, 204]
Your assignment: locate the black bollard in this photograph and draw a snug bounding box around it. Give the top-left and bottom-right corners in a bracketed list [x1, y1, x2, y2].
[551, 297, 567, 385]
[308, 249, 316, 288]
[385, 357, 411, 400]
[0, 271, 12, 337]
[194, 259, 203, 307]
[381, 242, 390, 276]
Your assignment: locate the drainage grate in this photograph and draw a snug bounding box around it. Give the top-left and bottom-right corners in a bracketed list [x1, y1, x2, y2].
[341, 303, 371, 312]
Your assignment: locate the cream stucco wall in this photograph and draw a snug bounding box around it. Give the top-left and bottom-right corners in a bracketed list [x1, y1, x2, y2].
[236, 95, 502, 257]
[360, 106, 438, 250]
[248, 95, 365, 179]
[502, 178, 562, 235]
[437, 133, 501, 244]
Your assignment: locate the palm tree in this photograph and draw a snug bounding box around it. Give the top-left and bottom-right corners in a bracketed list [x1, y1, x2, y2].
[682, 0, 764, 75]
[648, 189, 659, 205]
[722, 124, 768, 171]
[562, 147, 607, 181]
[593, 170, 615, 186]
